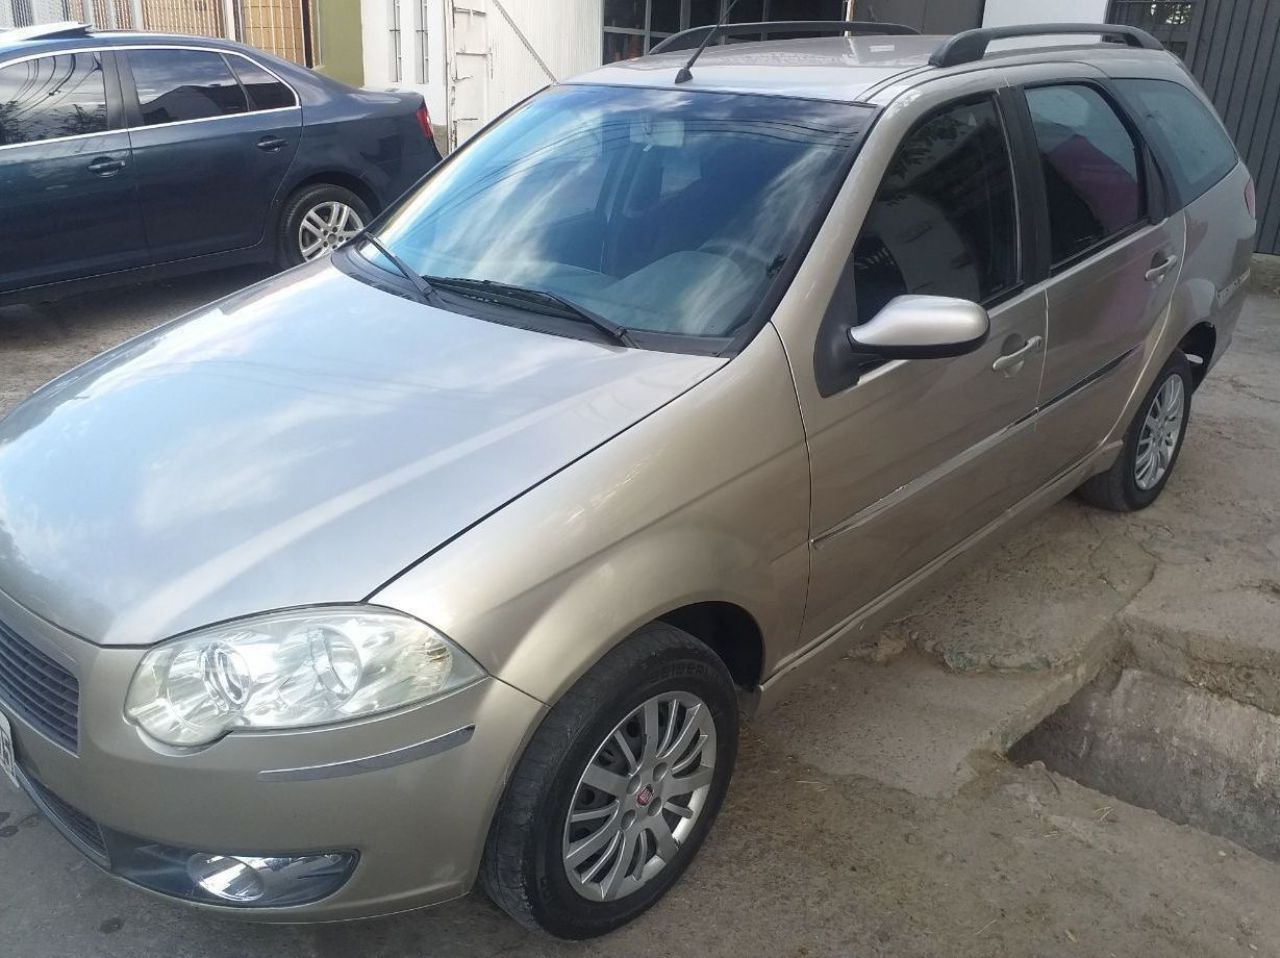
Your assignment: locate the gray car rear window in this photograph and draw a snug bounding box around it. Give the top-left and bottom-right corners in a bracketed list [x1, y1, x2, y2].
[1114, 78, 1238, 206]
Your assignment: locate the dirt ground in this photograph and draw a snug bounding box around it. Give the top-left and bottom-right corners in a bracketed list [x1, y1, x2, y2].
[1, 271, 1279, 957]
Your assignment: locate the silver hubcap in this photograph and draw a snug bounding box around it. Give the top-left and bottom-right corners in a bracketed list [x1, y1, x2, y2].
[298, 201, 364, 260]
[562, 692, 717, 902]
[1135, 374, 1185, 491]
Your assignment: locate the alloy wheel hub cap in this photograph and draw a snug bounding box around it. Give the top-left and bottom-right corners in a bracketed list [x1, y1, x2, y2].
[298, 201, 365, 261]
[1134, 374, 1185, 491]
[562, 691, 717, 902]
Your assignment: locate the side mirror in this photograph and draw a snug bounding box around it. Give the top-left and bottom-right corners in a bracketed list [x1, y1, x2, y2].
[848, 295, 990, 360]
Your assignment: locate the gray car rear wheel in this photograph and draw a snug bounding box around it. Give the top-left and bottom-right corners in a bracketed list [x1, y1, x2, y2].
[480, 622, 738, 939]
[1077, 350, 1192, 512]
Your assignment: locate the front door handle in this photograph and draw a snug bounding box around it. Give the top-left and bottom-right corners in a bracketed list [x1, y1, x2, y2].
[1145, 253, 1179, 282]
[87, 156, 125, 176]
[256, 136, 287, 153]
[992, 335, 1043, 374]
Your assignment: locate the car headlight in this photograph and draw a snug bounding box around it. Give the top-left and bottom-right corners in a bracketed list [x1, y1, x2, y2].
[125, 606, 483, 747]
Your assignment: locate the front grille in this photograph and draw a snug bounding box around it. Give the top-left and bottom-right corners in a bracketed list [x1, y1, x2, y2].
[0, 618, 80, 751]
[22, 771, 108, 862]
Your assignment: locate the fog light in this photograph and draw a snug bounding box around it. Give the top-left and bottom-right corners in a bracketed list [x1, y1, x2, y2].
[184, 852, 353, 906]
[188, 855, 268, 902]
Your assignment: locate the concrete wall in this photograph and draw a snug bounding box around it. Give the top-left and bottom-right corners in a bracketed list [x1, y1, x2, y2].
[314, 0, 364, 86]
[856, 0, 983, 34]
[361, 0, 601, 147]
[981, 0, 1108, 49]
[982, 0, 1108, 26]
[484, 0, 601, 123]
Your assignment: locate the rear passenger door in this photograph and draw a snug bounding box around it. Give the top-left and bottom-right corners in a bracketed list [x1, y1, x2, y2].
[0, 50, 148, 293]
[1008, 68, 1185, 476]
[121, 47, 301, 261]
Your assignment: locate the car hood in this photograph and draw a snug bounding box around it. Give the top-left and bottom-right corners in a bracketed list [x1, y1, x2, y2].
[0, 261, 722, 646]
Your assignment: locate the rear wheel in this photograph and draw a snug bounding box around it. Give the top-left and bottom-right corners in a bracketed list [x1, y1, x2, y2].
[276, 184, 371, 268]
[481, 623, 738, 939]
[1077, 350, 1192, 512]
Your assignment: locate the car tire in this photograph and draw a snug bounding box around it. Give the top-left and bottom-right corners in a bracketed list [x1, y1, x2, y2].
[480, 622, 739, 939]
[276, 184, 372, 268]
[1076, 350, 1193, 512]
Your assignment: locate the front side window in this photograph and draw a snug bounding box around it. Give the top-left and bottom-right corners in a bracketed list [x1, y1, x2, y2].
[852, 96, 1019, 323]
[227, 56, 296, 111]
[364, 84, 868, 342]
[1025, 84, 1145, 266]
[1114, 78, 1237, 204]
[0, 53, 108, 146]
[128, 50, 247, 126]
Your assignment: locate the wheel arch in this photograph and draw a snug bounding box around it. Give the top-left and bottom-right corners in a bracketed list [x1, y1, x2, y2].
[283, 170, 383, 218]
[1177, 321, 1217, 390]
[657, 601, 765, 691]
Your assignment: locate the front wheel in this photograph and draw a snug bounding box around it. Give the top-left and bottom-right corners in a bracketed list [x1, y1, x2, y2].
[276, 184, 372, 268]
[481, 623, 738, 939]
[1077, 350, 1192, 512]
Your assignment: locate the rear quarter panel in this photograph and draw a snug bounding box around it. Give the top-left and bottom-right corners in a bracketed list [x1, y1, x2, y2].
[292, 90, 440, 210]
[1084, 54, 1256, 454]
[1175, 162, 1255, 365]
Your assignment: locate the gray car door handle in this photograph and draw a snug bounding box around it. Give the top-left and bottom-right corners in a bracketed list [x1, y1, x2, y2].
[1145, 253, 1179, 282]
[256, 136, 287, 152]
[991, 335, 1043, 373]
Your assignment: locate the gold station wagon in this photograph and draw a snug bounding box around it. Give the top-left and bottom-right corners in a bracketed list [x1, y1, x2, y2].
[0, 18, 1255, 940]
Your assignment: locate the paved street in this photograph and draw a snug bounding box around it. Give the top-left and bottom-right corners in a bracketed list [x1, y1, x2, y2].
[1, 274, 1279, 957]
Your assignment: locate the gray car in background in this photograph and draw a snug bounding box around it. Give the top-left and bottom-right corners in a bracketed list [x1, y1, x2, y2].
[0, 20, 1255, 940]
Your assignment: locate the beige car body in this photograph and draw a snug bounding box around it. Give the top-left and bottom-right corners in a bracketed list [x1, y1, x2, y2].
[0, 33, 1255, 921]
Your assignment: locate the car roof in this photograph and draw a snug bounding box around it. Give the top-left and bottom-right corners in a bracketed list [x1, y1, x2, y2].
[0, 24, 269, 60]
[570, 34, 1179, 105]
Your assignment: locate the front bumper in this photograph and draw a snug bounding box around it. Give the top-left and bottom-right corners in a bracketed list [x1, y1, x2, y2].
[0, 588, 545, 921]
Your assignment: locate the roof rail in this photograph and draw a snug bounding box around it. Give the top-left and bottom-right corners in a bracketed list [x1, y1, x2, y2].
[0, 20, 92, 43]
[650, 20, 919, 56]
[929, 23, 1163, 68]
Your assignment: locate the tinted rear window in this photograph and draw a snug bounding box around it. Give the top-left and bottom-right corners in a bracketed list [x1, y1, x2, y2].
[1115, 78, 1237, 204]
[227, 55, 296, 111]
[1026, 84, 1145, 266]
[129, 49, 247, 125]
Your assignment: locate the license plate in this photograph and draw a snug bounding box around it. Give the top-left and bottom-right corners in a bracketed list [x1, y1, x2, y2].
[0, 712, 17, 790]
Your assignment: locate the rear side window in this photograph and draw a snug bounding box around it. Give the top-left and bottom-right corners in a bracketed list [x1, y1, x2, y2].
[0, 53, 107, 145]
[129, 49, 247, 125]
[1025, 85, 1145, 266]
[227, 56, 296, 111]
[1115, 78, 1237, 204]
[852, 96, 1019, 322]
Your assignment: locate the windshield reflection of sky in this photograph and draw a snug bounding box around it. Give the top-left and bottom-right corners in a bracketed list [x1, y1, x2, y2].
[370, 85, 867, 338]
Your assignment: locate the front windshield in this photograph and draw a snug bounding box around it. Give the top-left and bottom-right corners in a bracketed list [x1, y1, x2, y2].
[362, 84, 870, 340]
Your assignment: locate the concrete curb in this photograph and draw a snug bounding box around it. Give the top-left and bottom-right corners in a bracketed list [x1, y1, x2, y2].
[1250, 253, 1280, 293]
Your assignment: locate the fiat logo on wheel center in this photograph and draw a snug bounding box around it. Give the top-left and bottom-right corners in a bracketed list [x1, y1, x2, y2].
[635, 785, 654, 807]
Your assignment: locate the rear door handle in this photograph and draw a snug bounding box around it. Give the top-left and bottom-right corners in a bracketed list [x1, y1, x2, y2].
[992, 335, 1043, 374]
[256, 136, 287, 153]
[87, 156, 125, 176]
[1145, 253, 1179, 282]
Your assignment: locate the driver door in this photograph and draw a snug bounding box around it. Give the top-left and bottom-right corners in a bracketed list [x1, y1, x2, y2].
[780, 87, 1048, 646]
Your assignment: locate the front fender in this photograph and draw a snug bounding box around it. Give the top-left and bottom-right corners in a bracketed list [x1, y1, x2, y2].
[373, 325, 811, 706]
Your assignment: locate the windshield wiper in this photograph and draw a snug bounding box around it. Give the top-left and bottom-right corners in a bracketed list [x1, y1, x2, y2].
[358, 232, 435, 303]
[425, 276, 637, 348]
